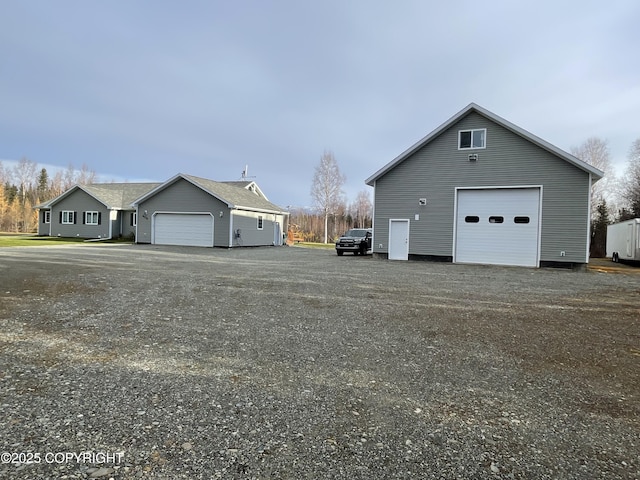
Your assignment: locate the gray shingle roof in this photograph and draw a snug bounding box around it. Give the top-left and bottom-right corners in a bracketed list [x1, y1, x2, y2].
[37, 183, 161, 210]
[182, 174, 286, 213]
[82, 183, 162, 209]
[38, 174, 287, 214]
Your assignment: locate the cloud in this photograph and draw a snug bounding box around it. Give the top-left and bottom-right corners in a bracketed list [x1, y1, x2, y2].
[0, 0, 638, 207]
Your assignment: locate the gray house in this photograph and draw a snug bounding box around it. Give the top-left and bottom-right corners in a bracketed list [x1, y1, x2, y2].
[365, 103, 604, 268]
[36, 183, 160, 239]
[132, 173, 289, 247]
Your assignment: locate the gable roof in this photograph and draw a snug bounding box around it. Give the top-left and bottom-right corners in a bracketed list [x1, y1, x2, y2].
[365, 103, 604, 186]
[36, 182, 161, 210]
[221, 180, 269, 200]
[132, 173, 287, 214]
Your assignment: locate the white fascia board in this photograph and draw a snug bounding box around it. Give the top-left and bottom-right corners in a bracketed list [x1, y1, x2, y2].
[234, 205, 290, 215]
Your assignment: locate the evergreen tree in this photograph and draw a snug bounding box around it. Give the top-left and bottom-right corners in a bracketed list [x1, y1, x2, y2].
[590, 199, 610, 257]
[37, 168, 49, 201]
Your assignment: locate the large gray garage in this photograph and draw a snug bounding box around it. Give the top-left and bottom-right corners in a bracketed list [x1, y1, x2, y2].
[366, 103, 603, 268]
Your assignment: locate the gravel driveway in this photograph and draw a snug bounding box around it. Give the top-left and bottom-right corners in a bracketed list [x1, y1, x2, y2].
[1, 244, 638, 479]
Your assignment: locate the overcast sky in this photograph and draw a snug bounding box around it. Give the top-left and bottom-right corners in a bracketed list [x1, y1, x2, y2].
[1, 1, 639, 208]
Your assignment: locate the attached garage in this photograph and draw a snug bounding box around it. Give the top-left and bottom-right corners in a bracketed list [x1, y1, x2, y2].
[153, 213, 214, 247]
[133, 174, 289, 248]
[455, 188, 541, 267]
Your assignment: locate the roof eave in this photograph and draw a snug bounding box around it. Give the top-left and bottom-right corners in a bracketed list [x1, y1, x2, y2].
[233, 205, 290, 215]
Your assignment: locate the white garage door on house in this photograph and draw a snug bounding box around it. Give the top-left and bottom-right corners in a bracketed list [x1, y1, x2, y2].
[153, 213, 214, 247]
[455, 188, 541, 267]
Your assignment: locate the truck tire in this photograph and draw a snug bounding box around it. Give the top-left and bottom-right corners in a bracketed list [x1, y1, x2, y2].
[337, 250, 344, 256]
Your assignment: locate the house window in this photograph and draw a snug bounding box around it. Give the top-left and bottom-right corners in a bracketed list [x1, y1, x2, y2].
[257, 215, 264, 230]
[459, 129, 486, 149]
[130, 212, 137, 226]
[43, 211, 50, 224]
[85, 211, 100, 225]
[61, 210, 75, 224]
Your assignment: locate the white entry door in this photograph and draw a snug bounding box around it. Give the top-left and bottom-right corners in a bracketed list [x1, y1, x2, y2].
[274, 222, 282, 246]
[389, 219, 409, 260]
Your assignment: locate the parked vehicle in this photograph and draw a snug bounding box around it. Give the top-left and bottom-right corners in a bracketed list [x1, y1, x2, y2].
[606, 218, 640, 262]
[335, 228, 372, 256]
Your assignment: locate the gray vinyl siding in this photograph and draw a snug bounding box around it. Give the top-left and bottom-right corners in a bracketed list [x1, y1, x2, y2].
[50, 190, 110, 239]
[119, 211, 137, 239]
[231, 210, 285, 247]
[136, 178, 231, 247]
[38, 209, 50, 236]
[373, 112, 590, 264]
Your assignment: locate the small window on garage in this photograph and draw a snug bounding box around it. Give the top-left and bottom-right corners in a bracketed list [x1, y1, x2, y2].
[43, 211, 51, 224]
[465, 216, 480, 223]
[514, 216, 530, 224]
[458, 129, 486, 149]
[257, 215, 263, 230]
[488, 216, 504, 224]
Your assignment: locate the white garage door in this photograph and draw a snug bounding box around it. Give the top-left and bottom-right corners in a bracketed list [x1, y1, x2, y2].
[153, 213, 214, 247]
[455, 188, 540, 267]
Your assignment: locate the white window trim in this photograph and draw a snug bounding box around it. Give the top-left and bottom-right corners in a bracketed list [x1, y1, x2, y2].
[458, 128, 487, 150]
[257, 215, 264, 230]
[85, 211, 99, 225]
[131, 212, 137, 227]
[61, 210, 75, 224]
[44, 211, 50, 224]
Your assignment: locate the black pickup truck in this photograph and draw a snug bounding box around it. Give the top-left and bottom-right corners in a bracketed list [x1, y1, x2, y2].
[335, 228, 372, 256]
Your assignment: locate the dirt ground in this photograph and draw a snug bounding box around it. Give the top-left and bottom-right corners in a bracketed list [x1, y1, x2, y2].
[0, 244, 638, 479]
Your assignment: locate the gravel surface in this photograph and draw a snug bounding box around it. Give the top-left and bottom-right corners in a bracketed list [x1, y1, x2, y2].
[0, 244, 638, 479]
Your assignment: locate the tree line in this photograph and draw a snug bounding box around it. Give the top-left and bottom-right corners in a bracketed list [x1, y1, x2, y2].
[0, 158, 96, 233]
[5, 139, 639, 255]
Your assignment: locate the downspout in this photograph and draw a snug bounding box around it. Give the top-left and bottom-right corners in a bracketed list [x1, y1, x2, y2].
[107, 209, 113, 240]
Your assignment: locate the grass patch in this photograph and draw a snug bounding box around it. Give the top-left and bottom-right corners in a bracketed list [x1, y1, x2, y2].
[291, 242, 335, 250]
[0, 234, 92, 247]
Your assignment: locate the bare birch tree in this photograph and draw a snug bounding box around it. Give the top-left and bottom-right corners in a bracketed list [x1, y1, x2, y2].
[352, 190, 372, 228]
[621, 138, 640, 217]
[77, 163, 97, 185]
[13, 157, 38, 204]
[310, 151, 346, 243]
[571, 137, 618, 216]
